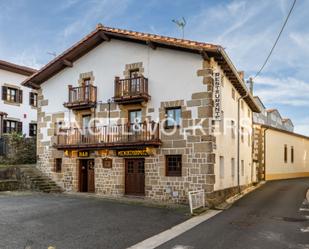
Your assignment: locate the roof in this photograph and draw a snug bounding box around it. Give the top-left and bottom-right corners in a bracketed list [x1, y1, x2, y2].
[259, 124, 309, 140]
[22, 24, 260, 112]
[253, 96, 266, 110]
[0, 60, 37, 76]
[282, 118, 294, 126]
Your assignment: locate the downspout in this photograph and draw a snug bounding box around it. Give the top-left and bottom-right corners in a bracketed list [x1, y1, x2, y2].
[237, 91, 249, 194]
[263, 127, 269, 181]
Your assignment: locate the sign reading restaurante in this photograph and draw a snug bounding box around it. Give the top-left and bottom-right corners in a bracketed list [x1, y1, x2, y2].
[213, 71, 222, 121]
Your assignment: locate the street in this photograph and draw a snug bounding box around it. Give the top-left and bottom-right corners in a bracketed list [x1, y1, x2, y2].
[159, 178, 309, 249]
[0, 193, 187, 249]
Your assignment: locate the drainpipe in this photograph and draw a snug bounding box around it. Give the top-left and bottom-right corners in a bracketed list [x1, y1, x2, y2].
[237, 91, 249, 194]
[263, 127, 269, 181]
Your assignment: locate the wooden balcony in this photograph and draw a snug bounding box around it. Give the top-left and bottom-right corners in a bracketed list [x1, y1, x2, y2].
[55, 122, 161, 150]
[63, 85, 97, 110]
[113, 76, 150, 104]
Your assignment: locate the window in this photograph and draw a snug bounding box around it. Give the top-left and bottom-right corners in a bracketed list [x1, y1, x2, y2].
[2, 86, 22, 103]
[232, 88, 236, 100]
[3, 120, 22, 134]
[231, 120, 235, 139]
[241, 127, 244, 143]
[29, 92, 38, 107]
[29, 123, 37, 137]
[165, 107, 181, 128]
[248, 133, 251, 147]
[241, 160, 244, 176]
[241, 100, 244, 110]
[129, 69, 139, 79]
[291, 146, 294, 163]
[219, 156, 224, 179]
[166, 155, 182, 176]
[284, 144, 288, 163]
[55, 158, 62, 173]
[231, 158, 235, 177]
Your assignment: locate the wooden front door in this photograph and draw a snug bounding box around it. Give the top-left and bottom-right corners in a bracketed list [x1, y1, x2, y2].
[79, 159, 95, 193]
[125, 159, 145, 196]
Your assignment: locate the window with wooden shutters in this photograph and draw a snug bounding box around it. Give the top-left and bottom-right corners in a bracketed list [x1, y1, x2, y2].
[29, 123, 37, 137]
[3, 120, 22, 134]
[166, 155, 182, 176]
[29, 92, 38, 107]
[2, 86, 22, 103]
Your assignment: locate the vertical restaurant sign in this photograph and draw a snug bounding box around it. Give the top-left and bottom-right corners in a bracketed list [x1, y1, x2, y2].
[213, 71, 222, 121]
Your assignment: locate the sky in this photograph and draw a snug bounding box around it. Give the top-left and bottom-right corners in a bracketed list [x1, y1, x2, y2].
[0, 0, 308, 135]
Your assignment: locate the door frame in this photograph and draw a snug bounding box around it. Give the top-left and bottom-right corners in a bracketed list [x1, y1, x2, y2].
[125, 158, 145, 196]
[79, 159, 95, 193]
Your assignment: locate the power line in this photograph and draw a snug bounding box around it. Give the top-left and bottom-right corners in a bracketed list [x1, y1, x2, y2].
[253, 0, 297, 79]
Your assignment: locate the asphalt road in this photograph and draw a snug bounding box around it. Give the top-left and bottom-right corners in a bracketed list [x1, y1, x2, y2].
[159, 178, 309, 249]
[0, 193, 187, 249]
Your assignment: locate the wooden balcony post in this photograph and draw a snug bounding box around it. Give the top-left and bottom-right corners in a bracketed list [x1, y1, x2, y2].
[115, 77, 120, 98]
[68, 85, 72, 103]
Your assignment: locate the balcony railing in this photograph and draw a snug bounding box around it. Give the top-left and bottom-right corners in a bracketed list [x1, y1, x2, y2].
[113, 76, 150, 104]
[55, 122, 161, 149]
[63, 85, 97, 110]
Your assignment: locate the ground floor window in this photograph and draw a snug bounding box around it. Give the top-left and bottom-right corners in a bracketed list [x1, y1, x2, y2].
[29, 123, 37, 137]
[55, 158, 62, 173]
[3, 120, 22, 134]
[166, 155, 182, 176]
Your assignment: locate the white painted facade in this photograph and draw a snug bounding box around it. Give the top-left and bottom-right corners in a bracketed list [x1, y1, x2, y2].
[265, 128, 309, 180]
[213, 60, 253, 190]
[40, 40, 205, 141]
[0, 68, 37, 136]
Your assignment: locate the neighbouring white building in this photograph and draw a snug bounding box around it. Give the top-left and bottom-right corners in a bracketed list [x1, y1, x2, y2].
[23, 24, 260, 205]
[0, 60, 37, 137]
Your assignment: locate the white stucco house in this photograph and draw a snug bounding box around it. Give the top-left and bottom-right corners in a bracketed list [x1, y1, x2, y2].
[0, 60, 37, 137]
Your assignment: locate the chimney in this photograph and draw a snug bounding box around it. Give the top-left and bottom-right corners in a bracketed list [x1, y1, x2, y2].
[248, 77, 254, 94]
[238, 71, 244, 82]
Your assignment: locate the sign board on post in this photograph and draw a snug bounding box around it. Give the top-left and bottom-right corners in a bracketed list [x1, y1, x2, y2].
[213, 71, 222, 121]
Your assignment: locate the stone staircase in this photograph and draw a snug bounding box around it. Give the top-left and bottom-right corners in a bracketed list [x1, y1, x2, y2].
[19, 166, 63, 193]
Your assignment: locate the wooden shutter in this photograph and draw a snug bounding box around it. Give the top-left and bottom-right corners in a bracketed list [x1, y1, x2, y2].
[29, 92, 33, 105]
[2, 86, 7, 100]
[17, 122, 22, 134]
[18, 90, 23, 103]
[3, 120, 7, 133]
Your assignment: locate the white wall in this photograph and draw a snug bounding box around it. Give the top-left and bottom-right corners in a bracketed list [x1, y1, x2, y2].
[41, 39, 205, 140]
[213, 60, 253, 190]
[0, 69, 37, 136]
[265, 129, 309, 180]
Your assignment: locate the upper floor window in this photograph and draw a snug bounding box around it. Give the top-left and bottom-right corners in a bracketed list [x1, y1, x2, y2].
[284, 144, 288, 163]
[2, 86, 22, 103]
[29, 92, 38, 107]
[129, 69, 139, 79]
[165, 107, 181, 128]
[29, 123, 37, 137]
[291, 146, 294, 163]
[3, 120, 22, 134]
[232, 88, 236, 100]
[240, 100, 244, 110]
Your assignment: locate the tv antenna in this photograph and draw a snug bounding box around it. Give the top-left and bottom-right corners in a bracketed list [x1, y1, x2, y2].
[47, 51, 57, 58]
[172, 17, 186, 39]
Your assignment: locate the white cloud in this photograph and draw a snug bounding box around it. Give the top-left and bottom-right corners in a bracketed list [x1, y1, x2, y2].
[254, 76, 309, 107]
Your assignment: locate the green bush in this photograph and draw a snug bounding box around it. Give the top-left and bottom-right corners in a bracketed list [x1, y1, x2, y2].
[0, 133, 36, 165]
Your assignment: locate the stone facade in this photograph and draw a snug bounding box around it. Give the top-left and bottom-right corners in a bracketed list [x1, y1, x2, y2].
[34, 56, 222, 205]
